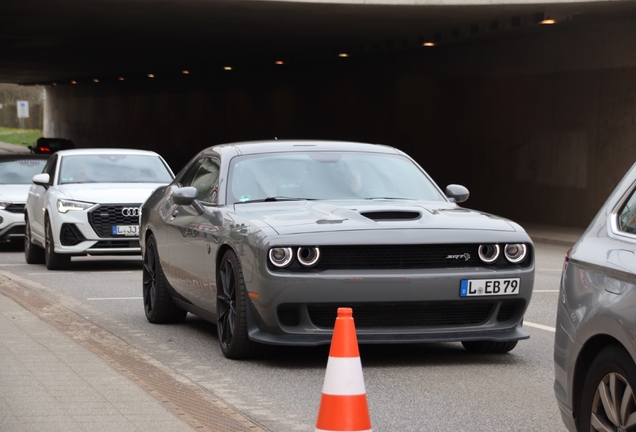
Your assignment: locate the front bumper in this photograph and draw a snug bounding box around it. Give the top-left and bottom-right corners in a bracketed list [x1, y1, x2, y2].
[245, 265, 535, 345]
[51, 205, 141, 256]
[0, 209, 26, 241]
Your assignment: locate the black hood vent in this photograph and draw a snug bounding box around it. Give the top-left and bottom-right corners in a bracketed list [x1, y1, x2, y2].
[360, 211, 420, 221]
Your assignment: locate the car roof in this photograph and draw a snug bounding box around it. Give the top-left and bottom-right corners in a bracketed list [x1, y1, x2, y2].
[204, 140, 403, 157]
[0, 154, 50, 161]
[54, 148, 162, 157]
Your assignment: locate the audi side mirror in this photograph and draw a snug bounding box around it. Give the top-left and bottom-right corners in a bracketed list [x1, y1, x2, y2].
[445, 184, 469, 203]
[33, 173, 51, 189]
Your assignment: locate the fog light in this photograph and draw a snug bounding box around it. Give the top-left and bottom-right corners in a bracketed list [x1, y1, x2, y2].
[478, 244, 500, 263]
[297, 247, 321, 267]
[0, 216, 3, 224]
[504, 244, 527, 263]
[269, 247, 293, 268]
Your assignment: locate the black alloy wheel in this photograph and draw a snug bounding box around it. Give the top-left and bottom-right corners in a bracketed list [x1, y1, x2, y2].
[579, 345, 636, 432]
[24, 214, 44, 264]
[216, 250, 261, 359]
[44, 218, 70, 270]
[142, 235, 186, 323]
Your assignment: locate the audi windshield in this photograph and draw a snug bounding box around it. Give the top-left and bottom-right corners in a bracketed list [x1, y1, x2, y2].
[58, 155, 173, 184]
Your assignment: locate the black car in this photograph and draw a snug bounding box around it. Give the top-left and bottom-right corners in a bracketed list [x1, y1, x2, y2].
[29, 138, 75, 154]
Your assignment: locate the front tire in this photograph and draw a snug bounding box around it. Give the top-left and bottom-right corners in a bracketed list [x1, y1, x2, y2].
[24, 214, 45, 264]
[44, 218, 70, 270]
[579, 345, 636, 432]
[216, 250, 262, 359]
[461, 340, 518, 354]
[142, 235, 187, 323]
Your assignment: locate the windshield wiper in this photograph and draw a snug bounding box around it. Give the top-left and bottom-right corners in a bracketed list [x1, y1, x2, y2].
[364, 196, 412, 200]
[237, 196, 315, 203]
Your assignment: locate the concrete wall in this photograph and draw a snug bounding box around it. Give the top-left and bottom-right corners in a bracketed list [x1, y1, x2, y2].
[44, 13, 636, 228]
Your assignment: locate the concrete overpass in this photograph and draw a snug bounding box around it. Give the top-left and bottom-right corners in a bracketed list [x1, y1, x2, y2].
[3, 0, 636, 227]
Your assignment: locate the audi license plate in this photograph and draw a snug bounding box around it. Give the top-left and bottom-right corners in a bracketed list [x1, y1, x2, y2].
[460, 278, 520, 297]
[112, 225, 139, 236]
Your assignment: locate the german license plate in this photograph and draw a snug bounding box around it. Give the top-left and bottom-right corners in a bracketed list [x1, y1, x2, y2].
[460, 278, 520, 297]
[112, 225, 139, 236]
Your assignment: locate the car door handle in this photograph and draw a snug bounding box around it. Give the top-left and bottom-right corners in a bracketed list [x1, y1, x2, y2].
[170, 209, 179, 221]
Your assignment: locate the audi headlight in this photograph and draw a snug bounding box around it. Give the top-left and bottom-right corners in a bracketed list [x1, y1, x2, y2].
[269, 247, 294, 268]
[57, 199, 95, 213]
[478, 244, 501, 263]
[504, 244, 527, 263]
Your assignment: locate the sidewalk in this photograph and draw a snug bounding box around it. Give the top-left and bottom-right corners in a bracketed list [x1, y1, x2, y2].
[0, 294, 196, 432]
[0, 275, 264, 432]
[0, 141, 30, 153]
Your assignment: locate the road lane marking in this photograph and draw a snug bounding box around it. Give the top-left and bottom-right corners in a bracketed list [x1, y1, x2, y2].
[87, 297, 143, 300]
[28, 271, 135, 275]
[87, 297, 142, 300]
[534, 290, 559, 292]
[524, 321, 556, 332]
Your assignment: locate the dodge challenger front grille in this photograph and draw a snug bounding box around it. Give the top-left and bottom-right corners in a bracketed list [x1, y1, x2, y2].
[88, 204, 141, 238]
[314, 244, 482, 270]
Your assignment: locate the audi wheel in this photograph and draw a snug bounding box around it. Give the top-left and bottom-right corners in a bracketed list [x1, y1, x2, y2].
[24, 213, 44, 264]
[44, 217, 70, 270]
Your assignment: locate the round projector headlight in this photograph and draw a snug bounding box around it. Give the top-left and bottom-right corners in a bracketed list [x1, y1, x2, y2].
[504, 244, 527, 263]
[297, 247, 321, 267]
[478, 244, 501, 263]
[269, 247, 293, 268]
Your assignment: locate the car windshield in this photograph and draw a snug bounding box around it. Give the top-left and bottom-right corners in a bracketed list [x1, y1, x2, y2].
[59, 154, 173, 184]
[228, 151, 445, 204]
[0, 158, 48, 184]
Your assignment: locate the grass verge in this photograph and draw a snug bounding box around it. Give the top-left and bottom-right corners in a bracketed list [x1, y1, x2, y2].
[0, 127, 42, 148]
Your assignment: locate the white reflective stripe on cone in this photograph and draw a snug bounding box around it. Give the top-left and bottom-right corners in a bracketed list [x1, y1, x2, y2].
[321, 357, 366, 396]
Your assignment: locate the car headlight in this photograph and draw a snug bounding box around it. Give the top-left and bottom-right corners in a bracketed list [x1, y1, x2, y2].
[269, 247, 294, 268]
[0, 202, 10, 210]
[504, 244, 528, 263]
[297, 247, 321, 267]
[478, 244, 500, 263]
[57, 199, 95, 213]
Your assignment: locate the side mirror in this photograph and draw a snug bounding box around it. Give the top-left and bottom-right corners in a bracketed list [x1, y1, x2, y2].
[171, 187, 226, 226]
[33, 173, 50, 188]
[445, 184, 469, 203]
[171, 187, 198, 206]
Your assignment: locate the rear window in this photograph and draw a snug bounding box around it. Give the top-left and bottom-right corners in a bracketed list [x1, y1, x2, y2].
[0, 158, 47, 184]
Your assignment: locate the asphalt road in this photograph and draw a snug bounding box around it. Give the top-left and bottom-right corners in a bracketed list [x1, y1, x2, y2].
[0, 241, 569, 432]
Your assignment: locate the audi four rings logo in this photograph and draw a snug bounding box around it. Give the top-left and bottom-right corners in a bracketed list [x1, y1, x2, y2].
[121, 207, 141, 217]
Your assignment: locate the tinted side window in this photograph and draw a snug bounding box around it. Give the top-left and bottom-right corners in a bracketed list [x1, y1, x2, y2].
[181, 158, 220, 204]
[43, 154, 58, 184]
[618, 187, 636, 234]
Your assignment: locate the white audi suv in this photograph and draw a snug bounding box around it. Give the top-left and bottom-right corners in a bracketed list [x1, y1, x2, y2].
[24, 148, 174, 270]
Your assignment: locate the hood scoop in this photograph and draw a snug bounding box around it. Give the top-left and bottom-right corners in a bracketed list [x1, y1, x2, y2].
[360, 211, 421, 221]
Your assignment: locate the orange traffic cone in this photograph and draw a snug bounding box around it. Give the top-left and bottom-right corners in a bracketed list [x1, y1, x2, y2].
[315, 307, 372, 432]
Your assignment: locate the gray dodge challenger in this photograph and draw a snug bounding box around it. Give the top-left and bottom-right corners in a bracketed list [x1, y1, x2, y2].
[140, 140, 535, 359]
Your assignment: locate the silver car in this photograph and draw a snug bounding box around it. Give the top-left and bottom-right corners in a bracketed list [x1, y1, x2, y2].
[140, 140, 535, 359]
[554, 162, 636, 431]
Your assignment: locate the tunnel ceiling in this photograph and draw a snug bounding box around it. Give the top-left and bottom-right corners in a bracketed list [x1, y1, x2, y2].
[2, 0, 636, 85]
